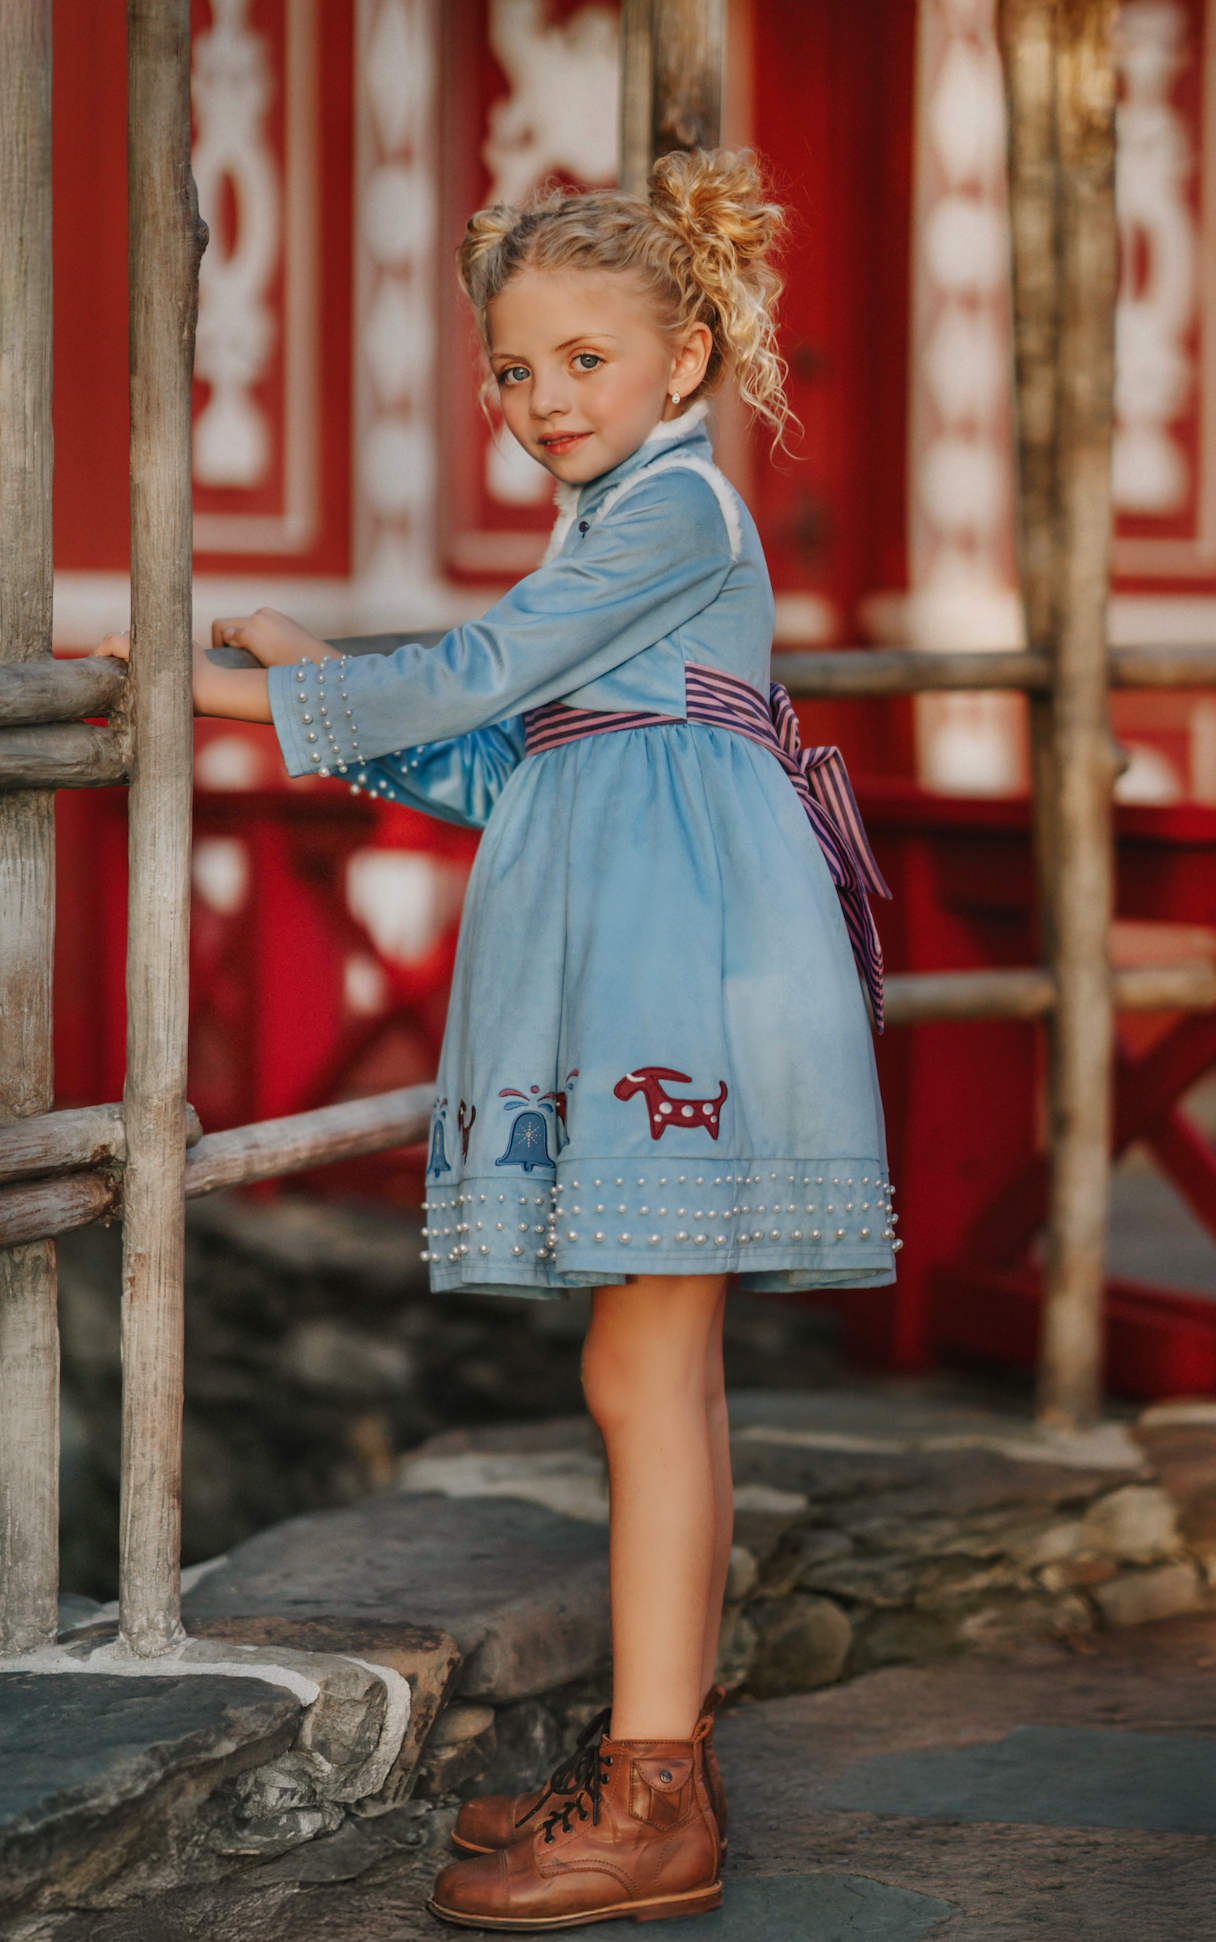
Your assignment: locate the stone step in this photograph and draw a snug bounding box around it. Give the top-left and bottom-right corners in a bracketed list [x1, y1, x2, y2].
[181, 1492, 611, 1703]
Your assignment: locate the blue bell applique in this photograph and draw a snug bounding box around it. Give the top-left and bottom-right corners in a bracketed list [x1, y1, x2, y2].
[428, 1114, 451, 1177]
[495, 1108, 554, 1172]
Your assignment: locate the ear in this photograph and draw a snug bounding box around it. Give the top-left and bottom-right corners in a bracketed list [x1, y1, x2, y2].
[668, 321, 713, 400]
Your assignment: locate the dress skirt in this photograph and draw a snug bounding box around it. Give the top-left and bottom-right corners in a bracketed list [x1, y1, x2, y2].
[422, 717, 895, 1298]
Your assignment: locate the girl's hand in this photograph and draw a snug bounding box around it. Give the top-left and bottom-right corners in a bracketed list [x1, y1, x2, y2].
[91, 628, 272, 721]
[211, 607, 329, 667]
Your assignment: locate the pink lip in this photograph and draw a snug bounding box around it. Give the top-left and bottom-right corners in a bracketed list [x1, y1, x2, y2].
[538, 432, 591, 456]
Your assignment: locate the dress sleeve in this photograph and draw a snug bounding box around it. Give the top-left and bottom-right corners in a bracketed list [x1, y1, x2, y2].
[348, 717, 527, 830]
[268, 468, 733, 777]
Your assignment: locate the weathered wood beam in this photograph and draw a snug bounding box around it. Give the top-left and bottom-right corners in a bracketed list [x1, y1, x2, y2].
[0, 1101, 202, 1186]
[0, 656, 127, 725]
[0, 723, 129, 790]
[119, 0, 206, 1658]
[780, 650, 1054, 697]
[0, 1087, 432, 1245]
[779, 645, 1216, 698]
[182, 1085, 433, 1199]
[0, 0, 59, 1656]
[0, 1171, 120, 1249]
[1109, 645, 1216, 688]
[1000, 0, 1120, 1432]
[618, 0, 725, 196]
[885, 969, 1056, 1025]
[884, 961, 1216, 1027]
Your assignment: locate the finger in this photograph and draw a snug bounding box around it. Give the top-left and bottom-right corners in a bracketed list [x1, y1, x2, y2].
[211, 615, 255, 651]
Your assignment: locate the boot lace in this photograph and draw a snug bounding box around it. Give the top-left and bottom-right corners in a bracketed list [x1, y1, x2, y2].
[519, 1706, 612, 1839]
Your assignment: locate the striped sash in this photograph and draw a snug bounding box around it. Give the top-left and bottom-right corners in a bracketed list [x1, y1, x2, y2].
[523, 665, 892, 1030]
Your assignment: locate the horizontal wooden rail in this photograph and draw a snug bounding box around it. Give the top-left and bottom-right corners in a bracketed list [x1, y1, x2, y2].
[0, 1084, 432, 1245]
[884, 968, 1056, 1023]
[0, 1170, 121, 1248]
[0, 723, 128, 790]
[0, 656, 126, 725]
[0, 1101, 202, 1186]
[884, 959, 1216, 1026]
[779, 644, 1216, 697]
[1109, 645, 1216, 687]
[183, 1083, 432, 1197]
[781, 649, 1053, 696]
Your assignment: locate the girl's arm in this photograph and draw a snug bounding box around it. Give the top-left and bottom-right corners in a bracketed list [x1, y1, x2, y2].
[92, 608, 338, 721]
[91, 618, 526, 825]
[268, 468, 735, 778]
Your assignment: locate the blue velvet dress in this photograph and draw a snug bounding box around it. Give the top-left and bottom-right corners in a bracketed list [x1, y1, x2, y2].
[269, 408, 895, 1298]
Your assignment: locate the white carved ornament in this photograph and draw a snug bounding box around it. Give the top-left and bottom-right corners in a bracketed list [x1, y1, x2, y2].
[1113, 1, 1196, 516]
[192, 0, 280, 489]
[908, 0, 1024, 795]
[356, 0, 442, 592]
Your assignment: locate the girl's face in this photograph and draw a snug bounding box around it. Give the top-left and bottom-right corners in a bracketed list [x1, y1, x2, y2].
[486, 268, 711, 485]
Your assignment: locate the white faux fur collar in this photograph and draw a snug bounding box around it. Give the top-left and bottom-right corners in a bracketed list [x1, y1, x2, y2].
[540, 401, 713, 564]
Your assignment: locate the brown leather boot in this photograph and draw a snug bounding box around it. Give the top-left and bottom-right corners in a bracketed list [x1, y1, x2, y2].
[429, 1718, 721, 1930]
[451, 1708, 611, 1856]
[452, 1692, 729, 1861]
[700, 1684, 729, 1856]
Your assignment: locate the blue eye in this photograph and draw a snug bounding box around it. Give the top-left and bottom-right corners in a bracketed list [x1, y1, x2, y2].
[574, 353, 602, 371]
[498, 365, 530, 386]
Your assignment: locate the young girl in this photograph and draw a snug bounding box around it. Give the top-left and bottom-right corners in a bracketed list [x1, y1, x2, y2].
[99, 147, 895, 1929]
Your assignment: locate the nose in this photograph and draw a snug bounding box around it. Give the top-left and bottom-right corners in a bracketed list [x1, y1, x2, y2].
[529, 363, 569, 421]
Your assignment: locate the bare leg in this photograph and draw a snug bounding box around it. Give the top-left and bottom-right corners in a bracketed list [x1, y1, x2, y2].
[700, 1283, 732, 1696]
[583, 1273, 728, 1742]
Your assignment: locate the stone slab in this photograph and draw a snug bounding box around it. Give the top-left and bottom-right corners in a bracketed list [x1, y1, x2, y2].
[533, 1874, 952, 1940]
[183, 1617, 461, 1805]
[832, 1724, 1216, 1834]
[0, 1672, 299, 1917]
[25, 1617, 1216, 1939]
[182, 1493, 610, 1703]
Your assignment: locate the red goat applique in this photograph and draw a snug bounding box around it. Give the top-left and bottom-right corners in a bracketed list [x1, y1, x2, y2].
[614, 1067, 728, 1141]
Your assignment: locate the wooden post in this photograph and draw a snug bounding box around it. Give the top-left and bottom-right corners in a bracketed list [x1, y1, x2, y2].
[0, 0, 59, 1655]
[119, 0, 206, 1655]
[999, 0, 1119, 1429]
[618, 0, 726, 195]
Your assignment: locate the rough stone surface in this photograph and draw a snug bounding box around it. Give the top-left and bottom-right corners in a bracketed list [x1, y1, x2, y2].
[58, 1211, 839, 1604]
[182, 1493, 610, 1702]
[1079, 1485, 1181, 1564]
[27, 1614, 1216, 1939]
[0, 1673, 299, 1923]
[748, 1595, 853, 1699]
[182, 1617, 461, 1807]
[412, 1705, 497, 1798]
[1093, 1562, 1203, 1628]
[832, 1723, 1216, 1833]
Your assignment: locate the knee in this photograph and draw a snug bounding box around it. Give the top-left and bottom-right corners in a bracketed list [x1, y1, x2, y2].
[581, 1331, 636, 1437]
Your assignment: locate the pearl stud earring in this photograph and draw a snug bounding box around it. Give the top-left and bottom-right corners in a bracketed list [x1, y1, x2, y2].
[670, 390, 681, 405]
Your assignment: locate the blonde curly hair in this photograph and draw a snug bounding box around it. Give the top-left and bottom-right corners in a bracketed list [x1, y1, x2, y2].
[457, 148, 791, 444]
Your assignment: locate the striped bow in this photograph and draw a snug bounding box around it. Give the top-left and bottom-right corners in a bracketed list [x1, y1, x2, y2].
[681, 666, 891, 1030]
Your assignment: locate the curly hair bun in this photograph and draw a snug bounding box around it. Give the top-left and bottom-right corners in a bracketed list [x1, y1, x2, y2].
[456, 147, 791, 443]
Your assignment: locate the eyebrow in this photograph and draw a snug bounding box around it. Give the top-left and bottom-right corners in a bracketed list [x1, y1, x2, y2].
[490, 333, 624, 361]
